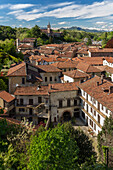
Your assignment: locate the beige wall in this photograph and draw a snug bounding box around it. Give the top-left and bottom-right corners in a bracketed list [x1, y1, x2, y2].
[50, 90, 80, 122]
[9, 76, 26, 94]
[0, 98, 4, 108]
[40, 72, 61, 85]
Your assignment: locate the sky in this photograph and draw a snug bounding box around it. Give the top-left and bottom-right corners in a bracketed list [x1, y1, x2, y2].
[1, 0, 113, 31]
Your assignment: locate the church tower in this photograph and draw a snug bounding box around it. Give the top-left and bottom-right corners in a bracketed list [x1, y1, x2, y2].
[47, 22, 51, 34]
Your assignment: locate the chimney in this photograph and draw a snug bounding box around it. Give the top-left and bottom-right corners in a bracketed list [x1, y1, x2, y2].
[97, 82, 99, 86]
[109, 86, 113, 94]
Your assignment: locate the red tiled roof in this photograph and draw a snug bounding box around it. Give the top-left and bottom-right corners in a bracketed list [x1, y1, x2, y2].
[78, 76, 113, 112]
[63, 70, 89, 78]
[14, 85, 49, 96]
[77, 48, 89, 54]
[7, 62, 26, 77]
[37, 65, 62, 73]
[0, 91, 15, 102]
[51, 60, 79, 69]
[76, 57, 104, 65]
[0, 117, 21, 125]
[77, 62, 101, 73]
[89, 48, 113, 53]
[18, 44, 33, 49]
[104, 57, 113, 63]
[49, 82, 79, 92]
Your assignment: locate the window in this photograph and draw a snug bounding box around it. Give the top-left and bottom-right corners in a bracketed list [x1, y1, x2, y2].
[38, 97, 42, 103]
[94, 110, 96, 116]
[19, 108, 25, 112]
[101, 105, 104, 110]
[106, 108, 108, 114]
[20, 98, 23, 105]
[67, 99, 70, 107]
[98, 102, 100, 110]
[46, 109, 48, 113]
[59, 100, 62, 108]
[64, 69, 66, 72]
[54, 77, 57, 82]
[45, 77, 47, 82]
[22, 78, 25, 84]
[94, 124, 96, 131]
[50, 77, 52, 81]
[98, 114, 100, 124]
[74, 99, 77, 106]
[91, 107, 92, 113]
[29, 99, 33, 105]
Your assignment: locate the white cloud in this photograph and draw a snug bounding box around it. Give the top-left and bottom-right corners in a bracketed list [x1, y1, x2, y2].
[9, 4, 34, 10]
[47, 2, 74, 8]
[96, 21, 106, 25]
[5, 0, 113, 30]
[0, 4, 10, 9]
[58, 22, 67, 25]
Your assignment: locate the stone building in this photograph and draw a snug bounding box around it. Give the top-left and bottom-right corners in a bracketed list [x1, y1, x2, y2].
[0, 91, 15, 116]
[14, 82, 80, 124]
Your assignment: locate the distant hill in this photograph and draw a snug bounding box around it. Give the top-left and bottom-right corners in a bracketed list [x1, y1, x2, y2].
[60, 26, 104, 33]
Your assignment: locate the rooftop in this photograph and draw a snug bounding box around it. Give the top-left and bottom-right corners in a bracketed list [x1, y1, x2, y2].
[7, 62, 26, 77]
[63, 70, 89, 78]
[49, 82, 79, 93]
[0, 91, 15, 103]
[14, 85, 49, 96]
[78, 75, 113, 112]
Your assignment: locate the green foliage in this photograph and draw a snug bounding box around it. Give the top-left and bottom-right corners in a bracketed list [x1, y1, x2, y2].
[28, 123, 79, 170]
[0, 79, 7, 91]
[98, 115, 113, 167]
[86, 37, 92, 46]
[0, 26, 16, 40]
[63, 122, 97, 166]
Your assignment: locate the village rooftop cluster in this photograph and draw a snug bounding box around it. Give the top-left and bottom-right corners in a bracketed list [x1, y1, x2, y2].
[1, 23, 113, 135]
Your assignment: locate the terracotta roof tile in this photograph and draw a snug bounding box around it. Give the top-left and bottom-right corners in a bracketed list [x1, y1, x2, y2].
[89, 48, 113, 53]
[78, 75, 113, 112]
[0, 91, 15, 102]
[49, 82, 79, 92]
[18, 44, 33, 49]
[77, 62, 101, 73]
[7, 62, 26, 77]
[37, 65, 62, 73]
[63, 70, 89, 78]
[76, 57, 104, 65]
[104, 57, 113, 63]
[0, 117, 21, 125]
[51, 60, 79, 69]
[14, 85, 49, 96]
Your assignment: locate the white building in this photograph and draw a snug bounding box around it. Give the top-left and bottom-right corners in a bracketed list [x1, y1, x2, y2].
[78, 75, 113, 135]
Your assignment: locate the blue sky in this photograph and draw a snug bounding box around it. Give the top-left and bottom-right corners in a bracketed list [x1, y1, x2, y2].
[1, 0, 113, 30]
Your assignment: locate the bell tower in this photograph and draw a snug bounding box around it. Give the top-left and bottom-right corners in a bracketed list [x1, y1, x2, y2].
[47, 22, 51, 34]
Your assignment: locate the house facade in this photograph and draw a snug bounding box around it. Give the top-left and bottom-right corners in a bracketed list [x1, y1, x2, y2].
[78, 76, 113, 135]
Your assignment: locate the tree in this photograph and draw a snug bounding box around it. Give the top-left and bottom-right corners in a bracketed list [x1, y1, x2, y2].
[0, 79, 7, 91]
[86, 37, 92, 46]
[30, 25, 41, 38]
[98, 115, 113, 168]
[63, 122, 97, 166]
[28, 123, 79, 169]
